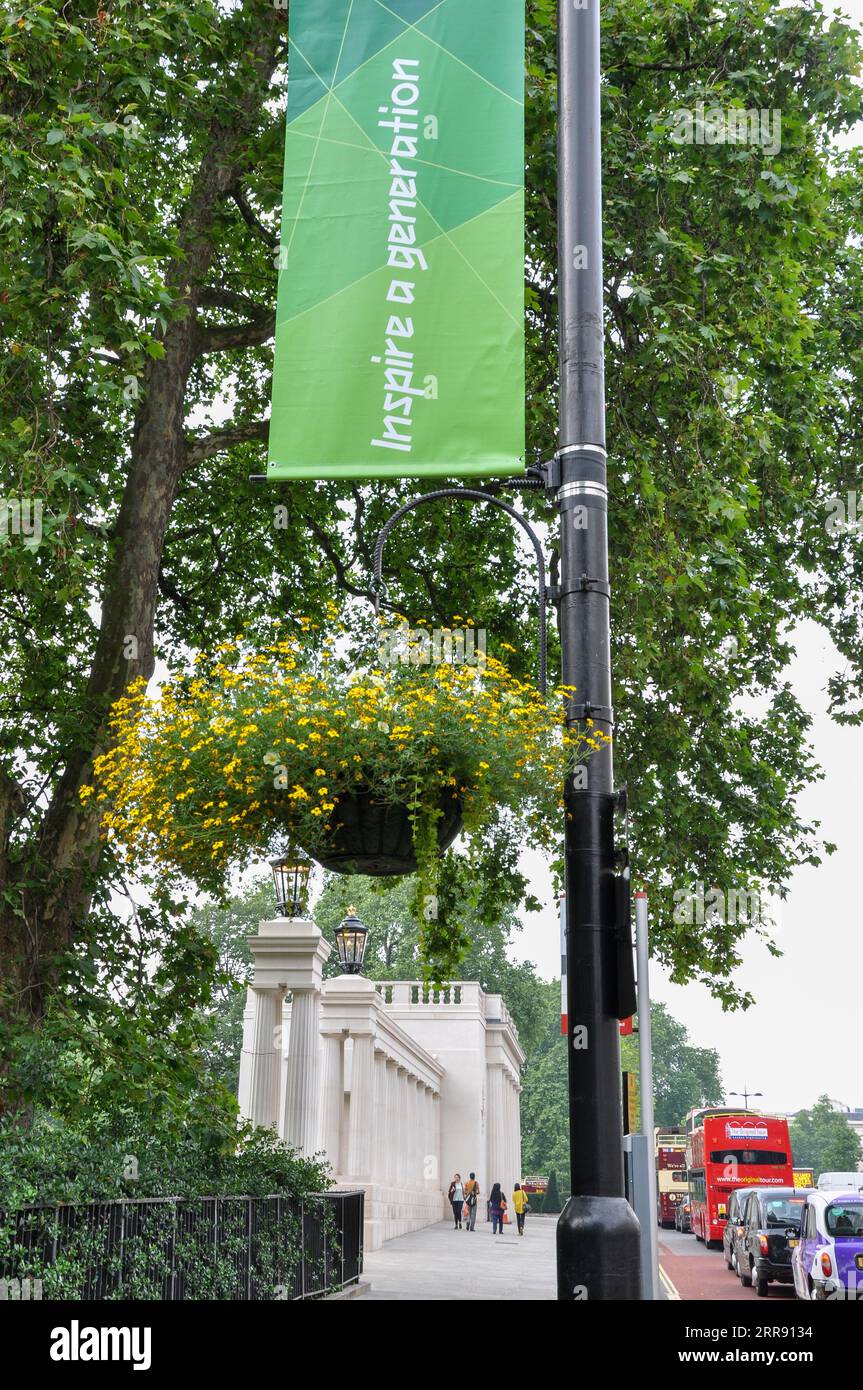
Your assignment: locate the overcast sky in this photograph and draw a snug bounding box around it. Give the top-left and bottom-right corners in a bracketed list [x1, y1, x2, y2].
[511, 0, 863, 1120]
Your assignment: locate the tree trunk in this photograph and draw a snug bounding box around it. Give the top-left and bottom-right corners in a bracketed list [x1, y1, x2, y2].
[0, 16, 282, 1034]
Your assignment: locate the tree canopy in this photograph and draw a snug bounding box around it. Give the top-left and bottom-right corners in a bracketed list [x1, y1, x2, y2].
[3, 0, 863, 1067]
[790, 1095, 863, 1178]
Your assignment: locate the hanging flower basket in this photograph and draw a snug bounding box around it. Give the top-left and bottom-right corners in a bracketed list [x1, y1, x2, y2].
[84, 619, 607, 967]
[310, 786, 463, 875]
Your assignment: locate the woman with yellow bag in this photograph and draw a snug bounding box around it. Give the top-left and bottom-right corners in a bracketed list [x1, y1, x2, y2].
[512, 1183, 529, 1236]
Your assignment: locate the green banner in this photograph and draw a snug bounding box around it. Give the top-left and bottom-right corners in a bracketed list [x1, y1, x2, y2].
[267, 0, 525, 481]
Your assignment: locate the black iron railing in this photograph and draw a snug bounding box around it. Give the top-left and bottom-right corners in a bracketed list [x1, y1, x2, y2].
[0, 1189, 363, 1301]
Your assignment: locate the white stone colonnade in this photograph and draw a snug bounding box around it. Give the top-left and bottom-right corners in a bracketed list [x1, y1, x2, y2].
[237, 923, 524, 1251]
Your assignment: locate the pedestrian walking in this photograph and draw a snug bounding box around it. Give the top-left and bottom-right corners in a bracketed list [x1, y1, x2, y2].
[489, 1182, 507, 1235]
[447, 1173, 465, 1229]
[464, 1172, 480, 1231]
[512, 1183, 528, 1236]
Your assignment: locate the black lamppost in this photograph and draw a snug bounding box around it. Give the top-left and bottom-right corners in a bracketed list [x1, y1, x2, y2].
[334, 906, 369, 975]
[269, 850, 312, 919]
[553, 0, 642, 1299]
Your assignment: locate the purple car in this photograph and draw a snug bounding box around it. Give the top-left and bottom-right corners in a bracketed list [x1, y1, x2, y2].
[791, 1190, 863, 1300]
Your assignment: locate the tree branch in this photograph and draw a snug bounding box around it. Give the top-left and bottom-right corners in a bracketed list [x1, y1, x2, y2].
[184, 419, 270, 469]
[231, 186, 278, 248]
[198, 286, 272, 318]
[303, 512, 384, 605]
[194, 311, 275, 355]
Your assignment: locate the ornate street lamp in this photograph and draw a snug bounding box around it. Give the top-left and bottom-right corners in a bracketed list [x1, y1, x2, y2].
[269, 850, 312, 919]
[334, 906, 369, 975]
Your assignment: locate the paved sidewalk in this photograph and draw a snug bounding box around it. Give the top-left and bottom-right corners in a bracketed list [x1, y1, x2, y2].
[362, 1214, 557, 1300]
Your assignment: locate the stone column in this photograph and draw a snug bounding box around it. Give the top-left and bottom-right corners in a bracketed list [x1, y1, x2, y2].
[502, 1075, 512, 1192]
[423, 1085, 434, 1188]
[346, 1033, 375, 1180]
[414, 1078, 423, 1186]
[505, 1078, 511, 1189]
[514, 1082, 523, 1185]
[245, 987, 281, 1129]
[318, 1033, 344, 1174]
[403, 1073, 411, 1184]
[499, 1070, 508, 1193]
[414, 1078, 424, 1187]
[282, 986, 322, 1156]
[395, 1066, 408, 1187]
[277, 995, 291, 1137]
[385, 1059, 398, 1189]
[487, 1063, 505, 1191]
[237, 986, 257, 1120]
[419, 1085, 428, 1187]
[433, 1090, 442, 1195]
[372, 1047, 388, 1183]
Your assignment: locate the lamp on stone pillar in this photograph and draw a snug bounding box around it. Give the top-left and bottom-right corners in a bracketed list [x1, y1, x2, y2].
[334, 906, 369, 975]
[269, 849, 312, 919]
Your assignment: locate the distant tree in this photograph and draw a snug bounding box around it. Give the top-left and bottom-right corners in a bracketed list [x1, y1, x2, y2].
[190, 877, 272, 1094]
[647, 1004, 725, 1128]
[542, 1170, 562, 1215]
[790, 1096, 863, 1179]
[521, 1000, 724, 1187]
[520, 1034, 571, 1194]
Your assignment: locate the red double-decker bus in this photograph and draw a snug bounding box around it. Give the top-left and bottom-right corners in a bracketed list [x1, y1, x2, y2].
[686, 1111, 793, 1246]
[655, 1129, 688, 1228]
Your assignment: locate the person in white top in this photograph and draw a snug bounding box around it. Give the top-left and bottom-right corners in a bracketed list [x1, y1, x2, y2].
[448, 1173, 465, 1229]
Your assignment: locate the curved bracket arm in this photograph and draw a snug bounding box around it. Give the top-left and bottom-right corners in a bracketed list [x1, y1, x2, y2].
[371, 487, 549, 697]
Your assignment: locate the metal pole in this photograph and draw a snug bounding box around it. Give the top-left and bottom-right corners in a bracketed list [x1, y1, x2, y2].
[555, 0, 642, 1299]
[636, 890, 661, 1300]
